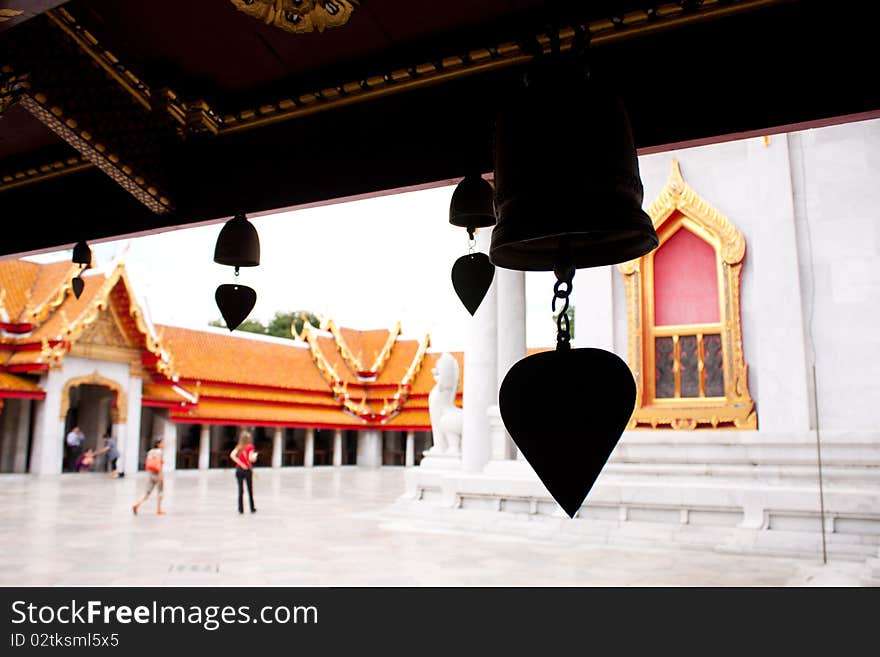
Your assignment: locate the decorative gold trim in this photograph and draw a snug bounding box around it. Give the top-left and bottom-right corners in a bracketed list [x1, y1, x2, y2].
[0, 65, 29, 113]
[43, 2, 784, 141]
[59, 370, 128, 423]
[300, 320, 429, 423]
[46, 8, 152, 111]
[45, 8, 220, 137]
[618, 159, 756, 430]
[325, 319, 402, 378]
[369, 321, 401, 375]
[0, 156, 93, 193]
[219, 0, 785, 134]
[229, 0, 358, 35]
[14, 92, 172, 212]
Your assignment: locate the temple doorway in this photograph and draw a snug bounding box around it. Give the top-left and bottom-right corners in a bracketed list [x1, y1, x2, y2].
[62, 383, 117, 472]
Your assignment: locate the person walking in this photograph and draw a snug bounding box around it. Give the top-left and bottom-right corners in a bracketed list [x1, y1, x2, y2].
[133, 438, 165, 515]
[65, 426, 84, 472]
[102, 432, 120, 478]
[230, 431, 258, 514]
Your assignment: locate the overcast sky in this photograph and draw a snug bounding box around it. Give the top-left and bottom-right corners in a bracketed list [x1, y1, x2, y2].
[27, 183, 560, 352]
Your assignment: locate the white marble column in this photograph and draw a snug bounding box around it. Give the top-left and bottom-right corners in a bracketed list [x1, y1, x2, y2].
[198, 425, 211, 470]
[495, 267, 526, 460]
[332, 429, 343, 466]
[29, 372, 66, 474]
[462, 227, 498, 473]
[405, 430, 415, 467]
[121, 376, 142, 475]
[159, 413, 177, 472]
[271, 427, 283, 468]
[303, 427, 315, 468]
[356, 430, 382, 468]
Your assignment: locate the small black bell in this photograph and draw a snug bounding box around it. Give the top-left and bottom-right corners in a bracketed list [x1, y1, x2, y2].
[449, 175, 497, 315]
[449, 174, 496, 230]
[214, 213, 261, 268]
[490, 58, 658, 271]
[72, 241, 91, 267]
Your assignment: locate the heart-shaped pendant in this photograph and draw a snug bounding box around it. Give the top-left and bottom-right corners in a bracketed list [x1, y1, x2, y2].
[451, 252, 495, 315]
[71, 275, 85, 299]
[215, 284, 257, 331]
[499, 348, 636, 518]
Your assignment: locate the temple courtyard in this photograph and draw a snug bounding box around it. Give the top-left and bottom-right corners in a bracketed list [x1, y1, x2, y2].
[0, 468, 873, 586]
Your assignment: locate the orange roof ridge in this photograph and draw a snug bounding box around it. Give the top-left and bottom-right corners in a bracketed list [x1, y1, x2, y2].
[20, 261, 81, 326]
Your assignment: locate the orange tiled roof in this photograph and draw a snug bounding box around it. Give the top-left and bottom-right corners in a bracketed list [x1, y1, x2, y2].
[1, 257, 462, 431]
[409, 352, 464, 396]
[158, 324, 333, 392]
[0, 260, 176, 380]
[189, 383, 340, 407]
[169, 399, 360, 428]
[0, 259, 79, 326]
[142, 383, 194, 405]
[0, 371, 44, 396]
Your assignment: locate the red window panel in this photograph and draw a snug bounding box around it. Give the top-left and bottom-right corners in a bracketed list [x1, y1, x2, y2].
[653, 227, 720, 326]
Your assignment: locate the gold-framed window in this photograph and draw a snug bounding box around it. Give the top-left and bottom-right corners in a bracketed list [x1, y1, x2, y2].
[618, 160, 756, 430]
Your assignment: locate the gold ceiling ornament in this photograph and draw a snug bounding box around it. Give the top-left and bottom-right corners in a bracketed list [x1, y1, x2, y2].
[229, 0, 358, 35]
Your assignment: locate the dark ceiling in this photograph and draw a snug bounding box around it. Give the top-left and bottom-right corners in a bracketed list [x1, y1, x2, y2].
[0, 0, 879, 257]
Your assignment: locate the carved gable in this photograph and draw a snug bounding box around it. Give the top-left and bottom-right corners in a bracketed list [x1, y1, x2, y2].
[78, 307, 131, 348]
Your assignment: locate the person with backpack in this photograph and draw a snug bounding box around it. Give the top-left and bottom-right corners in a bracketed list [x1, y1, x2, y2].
[133, 438, 165, 515]
[230, 430, 258, 514]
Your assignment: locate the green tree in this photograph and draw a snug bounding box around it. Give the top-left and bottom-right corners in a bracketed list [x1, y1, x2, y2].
[210, 310, 321, 338]
[275, 310, 322, 338]
[209, 318, 267, 334]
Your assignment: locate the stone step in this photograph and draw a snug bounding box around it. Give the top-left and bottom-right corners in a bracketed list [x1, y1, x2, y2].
[611, 441, 880, 468]
[602, 462, 880, 485]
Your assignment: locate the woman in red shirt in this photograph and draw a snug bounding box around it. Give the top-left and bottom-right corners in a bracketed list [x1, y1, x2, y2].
[230, 431, 258, 514]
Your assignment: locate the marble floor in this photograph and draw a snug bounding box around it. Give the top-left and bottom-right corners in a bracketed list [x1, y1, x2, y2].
[0, 467, 871, 586]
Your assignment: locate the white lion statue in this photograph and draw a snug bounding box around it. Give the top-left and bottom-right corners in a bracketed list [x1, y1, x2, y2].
[427, 353, 463, 454]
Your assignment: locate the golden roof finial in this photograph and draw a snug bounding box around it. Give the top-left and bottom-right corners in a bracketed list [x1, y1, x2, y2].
[668, 158, 684, 196]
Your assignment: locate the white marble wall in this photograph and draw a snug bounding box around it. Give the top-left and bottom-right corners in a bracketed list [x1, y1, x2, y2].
[622, 121, 880, 439]
[788, 121, 880, 433]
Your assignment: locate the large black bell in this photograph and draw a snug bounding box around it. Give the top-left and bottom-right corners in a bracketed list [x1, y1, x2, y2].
[213, 213, 261, 268]
[449, 174, 496, 230]
[490, 59, 658, 271]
